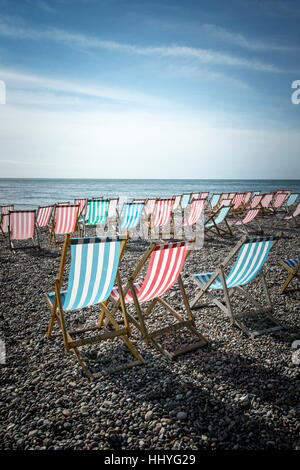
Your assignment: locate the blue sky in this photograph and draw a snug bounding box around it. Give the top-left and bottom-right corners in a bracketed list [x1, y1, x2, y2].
[0, 0, 299, 178]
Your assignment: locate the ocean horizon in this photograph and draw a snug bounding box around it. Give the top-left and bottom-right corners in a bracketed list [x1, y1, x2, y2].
[0, 178, 299, 210]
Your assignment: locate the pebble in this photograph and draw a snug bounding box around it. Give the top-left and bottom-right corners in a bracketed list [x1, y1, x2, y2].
[0, 220, 299, 451]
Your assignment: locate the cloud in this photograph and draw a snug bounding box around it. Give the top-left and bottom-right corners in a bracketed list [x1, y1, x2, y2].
[0, 68, 165, 107]
[0, 16, 284, 73]
[202, 23, 300, 53]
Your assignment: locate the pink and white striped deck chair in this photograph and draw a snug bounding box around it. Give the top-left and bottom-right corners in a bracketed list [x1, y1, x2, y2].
[111, 240, 208, 359]
[0, 205, 14, 237]
[283, 201, 300, 226]
[74, 199, 87, 217]
[8, 210, 40, 250]
[36, 205, 53, 230]
[144, 198, 156, 216]
[231, 193, 244, 213]
[200, 192, 209, 200]
[230, 208, 261, 234]
[270, 192, 289, 214]
[248, 194, 263, 209]
[184, 198, 206, 226]
[259, 193, 274, 212]
[50, 204, 80, 245]
[243, 191, 252, 207]
[150, 198, 174, 233]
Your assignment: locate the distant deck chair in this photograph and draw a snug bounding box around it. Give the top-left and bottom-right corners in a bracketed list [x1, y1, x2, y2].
[205, 205, 233, 238]
[44, 235, 144, 381]
[74, 198, 87, 218]
[200, 192, 209, 200]
[230, 208, 261, 234]
[181, 194, 190, 209]
[49, 204, 79, 245]
[243, 191, 252, 207]
[259, 193, 274, 212]
[144, 198, 156, 216]
[231, 193, 244, 212]
[36, 205, 53, 230]
[120, 201, 144, 231]
[111, 240, 208, 359]
[184, 198, 206, 226]
[191, 235, 282, 338]
[85, 199, 109, 228]
[270, 192, 289, 214]
[248, 194, 263, 209]
[279, 259, 300, 294]
[149, 198, 174, 238]
[0, 205, 14, 237]
[208, 194, 220, 212]
[107, 198, 119, 218]
[283, 201, 300, 226]
[283, 193, 298, 211]
[8, 209, 40, 251]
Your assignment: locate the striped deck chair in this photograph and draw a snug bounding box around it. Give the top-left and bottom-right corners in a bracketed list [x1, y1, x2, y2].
[207, 194, 220, 212]
[8, 210, 40, 251]
[149, 198, 174, 238]
[44, 235, 144, 380]
[243, 191, 252, 207]
[259, 193, 274, 212]
[231, 193, 245, 213]
[184, 198, 206, 226]
[74, 199, 87, 217]
[191, 235, 282, 338]
[144, 198, 156, 216]
[279, 259, 300, 294]
[283, 193, 299, 212]
[248, 194, 263, 209]
[270, 192, 289, 214]
[120, 201, 144, 231]
[111, 240, 208, 359]
[36, 205, 53, 230]
[200, 192, 209, 200]
[49, 204, 79, 245]
[205, 205, 233, 238]
[85, 199, 109, 227]
[0, 205, 14, 237]
[283, 202, 300, 226]
[190, 192, 200, 203]
[230, 208, 261, 234]
[181, 194, 190, 209]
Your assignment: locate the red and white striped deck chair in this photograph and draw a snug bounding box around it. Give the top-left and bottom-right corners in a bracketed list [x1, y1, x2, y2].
[8, 210, 40, 251]
[231, 193, 244, 213]
[36, 205, 53, 230]
[190, 192, 200, 203]
[269, 192, 289, 214]
[111, 240, 208, 359]
[259, 193, 274, 212]
[243, 191, 252, 207]
[248, 194, 263, 209]
[200, 192, 209, 200]
[50, 204, 80, 245]
[74, 199, 87, 218]
[150, 198, 175, 238]
[0, 205, 14, 237]
[283, 201, 300, 226]
[184, 198, 206, 226]
[144, 198, 156, 216]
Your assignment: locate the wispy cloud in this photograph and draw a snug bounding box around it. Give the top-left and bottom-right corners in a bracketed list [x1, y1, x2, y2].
[0, 16, 284, 73]
[27, 0, 57, 14]
[0, 68, 165, 107]
[202, 23, 300, 53]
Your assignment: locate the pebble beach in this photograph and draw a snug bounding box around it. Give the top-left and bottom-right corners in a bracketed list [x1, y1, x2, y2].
[0, 213, 299, 452]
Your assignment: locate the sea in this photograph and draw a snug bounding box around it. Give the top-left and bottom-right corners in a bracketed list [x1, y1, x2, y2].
[0, 178, 300, 210]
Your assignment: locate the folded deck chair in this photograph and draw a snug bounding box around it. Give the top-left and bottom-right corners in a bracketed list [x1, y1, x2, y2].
[230, 208, 261, 234]
[44, 235, 144, 380]
[36, 205, 53, 230]
[8, 210, 40, 251]
[205, 205, 233, 238]
[279, 259, 300, 294]
[49, 204, 79, 245]
[110, 240, 208, 359]
[191, 235, 282, 338]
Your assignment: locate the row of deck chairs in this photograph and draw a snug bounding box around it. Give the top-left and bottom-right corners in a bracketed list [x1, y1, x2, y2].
[43, 232, 299, 380]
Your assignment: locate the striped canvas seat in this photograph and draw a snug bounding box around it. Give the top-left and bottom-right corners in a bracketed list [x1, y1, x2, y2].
[85, 199, 108, 225]
[243, 192, 252, 205]
[120, 202, 144, 230]
[205, 206, 230, 228]
[231, 193, 244, 211]
[208, 194, 220, 210]
[284, 201, 300, 223]
[172, 195, 182, 211]
[50, 204, 79, 245]
[144, 198, 156, 216]
[74, 199, 87, 217]
[152, 199, 174, 227]
[0, 205, 14, 236]
[249, 194, 263, 209]
[36, 205, 53, 228]
[205, 205, 233, 237]
[279, 258, 300, 294]
[181, 194, 190, 209]
[260, 193, 273, 209]
[271, 192, 289, 211]
[184, 198, 206, 226]
[283, 193, 298, 208]
[45, 235, 144, 380]
[111, 240, 208, 359]
[8, 210, 40, 250]
[191, 235, 282, 338]
[230, 208, 261, 233]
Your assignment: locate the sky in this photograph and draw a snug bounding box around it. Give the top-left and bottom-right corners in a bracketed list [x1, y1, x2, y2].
[0, 0, 299, 179]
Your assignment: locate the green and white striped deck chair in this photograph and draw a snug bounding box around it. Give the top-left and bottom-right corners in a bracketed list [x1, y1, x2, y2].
[191, 235, 282, 338]
[84, 199, 109, 234]
[45, 234, 144, 380]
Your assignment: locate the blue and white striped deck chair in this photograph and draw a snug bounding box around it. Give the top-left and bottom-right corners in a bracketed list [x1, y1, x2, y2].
[120, 202, 144, 232]
[181, 194, 190, 209]
[205, 205, 233, 237]
[191, 235, 282, 338]
[208, 194, 220, 211]
[279, 258, 300, 294]
[44, 234, 144, 380]
[283, 193, 299, 212]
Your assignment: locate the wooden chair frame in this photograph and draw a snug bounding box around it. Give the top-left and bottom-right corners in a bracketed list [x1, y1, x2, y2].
[44, 235, 144, 381]
[110, 241, 208, 359]
[204, 205, 234, 238]
[191, 235, 283, 338]
[279, 259, 300, 294]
